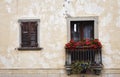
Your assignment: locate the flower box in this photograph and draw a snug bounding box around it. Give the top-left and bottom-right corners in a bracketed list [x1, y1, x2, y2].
[65, 39, 102, 49]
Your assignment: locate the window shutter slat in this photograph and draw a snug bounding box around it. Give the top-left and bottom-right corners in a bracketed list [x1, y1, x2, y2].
[21, 22, 31, 47]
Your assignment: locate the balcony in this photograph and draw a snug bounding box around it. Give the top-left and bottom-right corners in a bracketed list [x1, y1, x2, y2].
[65, 48, 103, 75]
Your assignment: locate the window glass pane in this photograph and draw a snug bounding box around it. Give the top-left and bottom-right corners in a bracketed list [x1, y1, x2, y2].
[83, 22, 94, 40]
[70, 22, 80, 42]
[70, 21, 94, 41]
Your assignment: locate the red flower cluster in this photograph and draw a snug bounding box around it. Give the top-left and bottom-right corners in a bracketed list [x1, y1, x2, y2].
[65, 39, 102, 49]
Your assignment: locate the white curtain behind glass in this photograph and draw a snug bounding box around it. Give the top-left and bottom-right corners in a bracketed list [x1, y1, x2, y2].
[83, 25, 93, 40]
[72, 24, 80, 41]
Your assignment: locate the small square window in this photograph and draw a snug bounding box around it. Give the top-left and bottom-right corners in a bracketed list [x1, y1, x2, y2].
[18, 19, 42, 50]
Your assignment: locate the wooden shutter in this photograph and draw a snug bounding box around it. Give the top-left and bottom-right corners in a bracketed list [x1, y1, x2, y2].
[29, 22, 38, 47]
[21, 22, 38, 47]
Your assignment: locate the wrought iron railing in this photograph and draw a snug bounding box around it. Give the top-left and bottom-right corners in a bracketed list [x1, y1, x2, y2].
[65, 48, 103, 75]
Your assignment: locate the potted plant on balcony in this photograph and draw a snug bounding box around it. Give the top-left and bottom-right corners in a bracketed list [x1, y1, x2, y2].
[71, 61, 91, 74]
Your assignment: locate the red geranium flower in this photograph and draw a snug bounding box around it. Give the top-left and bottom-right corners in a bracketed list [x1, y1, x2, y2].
[65, 39, 102, 49]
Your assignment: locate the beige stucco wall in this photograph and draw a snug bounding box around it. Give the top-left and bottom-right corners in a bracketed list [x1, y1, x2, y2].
[0, 0, 120, 70]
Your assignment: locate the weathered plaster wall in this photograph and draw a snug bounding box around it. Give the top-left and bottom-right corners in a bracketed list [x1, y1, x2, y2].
[0, 0, 120, 69]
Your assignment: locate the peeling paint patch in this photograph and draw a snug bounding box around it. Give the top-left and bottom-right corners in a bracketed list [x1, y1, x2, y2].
[103, 0, 106, 2]
[44, 52, 58, 59]
[7, 7, 11, 13]
[6, 5, 11, 13]
[28, 9, 35, 17]
[79, 0, 88, 4]
[115, 0, 120, 28]
[101, 13, 112, 27]
[103, 56, 113, 68]
[7, 46, 14, 53]
[0, 55, 14, 68]
[37, 57, 50, 68]
[104, 43, 113, 54]
[96, 0, 106, 3]
[101, 33, 113, 54]
[5, 0, 12, 4]
[101, 33, 110, 42]
[84, 3, 104, 15]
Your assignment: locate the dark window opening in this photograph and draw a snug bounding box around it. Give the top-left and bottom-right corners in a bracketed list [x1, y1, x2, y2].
[21, 22, 38, 47]
[18, 19, 42, 50]
[70, 21, 94, 41]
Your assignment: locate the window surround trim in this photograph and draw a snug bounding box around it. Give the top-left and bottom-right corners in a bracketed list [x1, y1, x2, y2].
[18, 19, 40, 23]
[18, 19, 42, 50]
[66, 16, 98, 42]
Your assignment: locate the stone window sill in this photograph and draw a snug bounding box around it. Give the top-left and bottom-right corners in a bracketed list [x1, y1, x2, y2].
[18, 47, 43, 51]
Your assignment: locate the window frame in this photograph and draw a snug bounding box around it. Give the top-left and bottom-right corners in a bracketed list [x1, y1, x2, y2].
[18, 19, 42, 50]
[67, 16, 98, 42]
